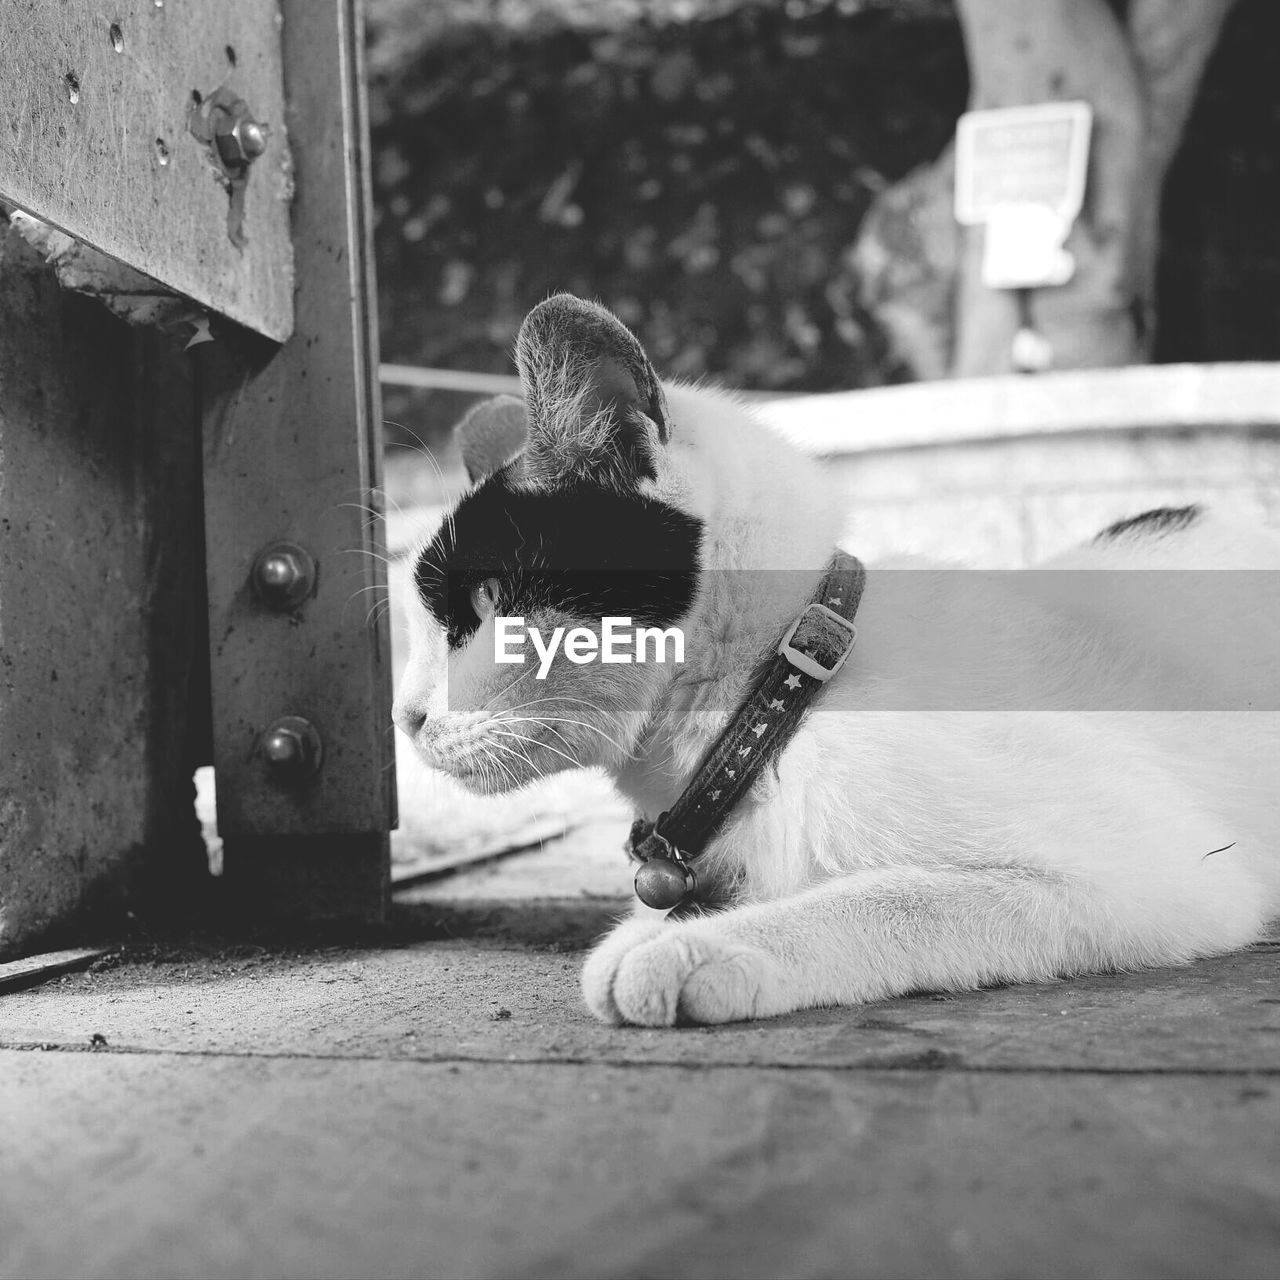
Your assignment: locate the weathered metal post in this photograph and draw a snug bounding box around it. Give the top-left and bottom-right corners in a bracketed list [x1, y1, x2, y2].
[197, 0, 396, 920]
[0, 0, 395, 948]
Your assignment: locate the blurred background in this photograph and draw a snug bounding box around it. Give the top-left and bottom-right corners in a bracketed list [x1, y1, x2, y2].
[366, 0, 1280, 452]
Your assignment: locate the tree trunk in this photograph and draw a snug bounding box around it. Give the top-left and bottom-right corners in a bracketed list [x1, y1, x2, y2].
[853, 0, 1235, 380]
[952, 0, 1145, 375]
[1124, 0, 1237, 346]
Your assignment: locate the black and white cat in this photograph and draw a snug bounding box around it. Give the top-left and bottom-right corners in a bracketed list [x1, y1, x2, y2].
[394, 293, 1280, 1026]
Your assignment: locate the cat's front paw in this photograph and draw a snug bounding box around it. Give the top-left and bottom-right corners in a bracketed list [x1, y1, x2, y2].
[582, 918, 786, 1026]
[581, 916, 670, 1025]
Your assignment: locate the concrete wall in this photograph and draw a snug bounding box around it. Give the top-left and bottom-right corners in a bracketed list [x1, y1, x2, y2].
[833, 428, 1280, 568]
[759, 366, 1280, 567]
[0, 225, 206, 957]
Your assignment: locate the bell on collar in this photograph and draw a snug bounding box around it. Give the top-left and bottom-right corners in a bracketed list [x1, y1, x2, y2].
[634, 855, 697, 911]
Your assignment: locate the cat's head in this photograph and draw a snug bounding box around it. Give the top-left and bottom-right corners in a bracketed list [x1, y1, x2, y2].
[393, 294, 704, 792]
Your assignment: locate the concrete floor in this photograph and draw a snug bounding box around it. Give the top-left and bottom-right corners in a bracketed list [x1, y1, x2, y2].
[1, 903, 1278, 1280]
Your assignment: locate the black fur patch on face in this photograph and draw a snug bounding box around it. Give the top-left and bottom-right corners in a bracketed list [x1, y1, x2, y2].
[1095, 504, 1202, 543]
[414, 468, 703, 648]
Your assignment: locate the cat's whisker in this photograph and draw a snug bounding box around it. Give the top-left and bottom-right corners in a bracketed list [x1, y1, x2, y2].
[337, 583, 384, 626]
[475, 731, 563, 832]
[469, 744, 496, 791]
[489, 728, 585, 772]
[336, 500, 388, 533]
[338, 546, 399, 568]
[493, 715, 581, 763]
[366, 595, 393, 628]
[367, 484, 410, 526]
[495, 713, 577, 750]
[419, 446, 459, 545]
[384, 420, 436, 465]
[497, 697, 636, 749]
[499, 694, 621, 718]
[339, 590, 372, 628]
[496, 714, 631, 759]
[478, 740, 521, 791]
[393, 427, 461, 545]
[486, 733, 534, 768]
[495, 735, 584, 778]
[483, 736, 535, 786]
[478, 664, 542, 713]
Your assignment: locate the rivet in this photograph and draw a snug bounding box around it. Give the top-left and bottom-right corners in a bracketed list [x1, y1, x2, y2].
[260, 716, 323, 781]
[251, 541, 315, 609]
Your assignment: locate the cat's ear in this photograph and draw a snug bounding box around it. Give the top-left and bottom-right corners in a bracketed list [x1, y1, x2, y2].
[514, 293, 670, 488]
[453, 395, 529, 483]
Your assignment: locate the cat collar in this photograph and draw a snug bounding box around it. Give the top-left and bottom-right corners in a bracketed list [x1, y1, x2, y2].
[627, 552, 865, 913]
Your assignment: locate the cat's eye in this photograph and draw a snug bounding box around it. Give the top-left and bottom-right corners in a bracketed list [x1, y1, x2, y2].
[469, 578, 500, 620]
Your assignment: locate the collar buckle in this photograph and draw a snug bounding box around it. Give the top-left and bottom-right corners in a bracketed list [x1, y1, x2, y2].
[778, 602, 858, 683]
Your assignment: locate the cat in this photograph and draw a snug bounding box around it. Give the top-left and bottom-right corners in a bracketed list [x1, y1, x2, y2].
[394, 292, 1280, 1027]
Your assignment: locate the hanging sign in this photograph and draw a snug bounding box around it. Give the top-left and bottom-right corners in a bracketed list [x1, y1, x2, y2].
[954, 101, 1092, 290]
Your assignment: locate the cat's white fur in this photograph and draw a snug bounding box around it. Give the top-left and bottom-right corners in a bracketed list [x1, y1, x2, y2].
[396, 361, 1280, 1027]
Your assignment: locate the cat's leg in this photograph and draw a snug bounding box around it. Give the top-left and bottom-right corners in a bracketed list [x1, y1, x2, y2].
[582, 864, 1230, 1027]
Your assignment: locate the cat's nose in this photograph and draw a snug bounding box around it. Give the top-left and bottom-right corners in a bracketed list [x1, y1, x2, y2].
[392, 694, 428, 740]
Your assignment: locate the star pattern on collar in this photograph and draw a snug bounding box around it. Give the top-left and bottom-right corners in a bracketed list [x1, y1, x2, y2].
[627, 556, 863, 911]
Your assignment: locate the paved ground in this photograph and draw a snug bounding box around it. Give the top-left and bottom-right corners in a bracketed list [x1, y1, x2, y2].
[1, 902, 1277, 1280]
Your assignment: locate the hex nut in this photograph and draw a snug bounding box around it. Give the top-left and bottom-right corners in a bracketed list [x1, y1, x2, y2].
[215, 111, 268, 167]
[251, 541, 316, 610]
[260, 716, 323, 781]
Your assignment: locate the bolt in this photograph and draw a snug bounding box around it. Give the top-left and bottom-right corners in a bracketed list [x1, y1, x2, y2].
[237, 119, 267, 158]
[251, 541, 315, 609]
[260, 716, 323, 781]
[214, 105, 268, 167]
